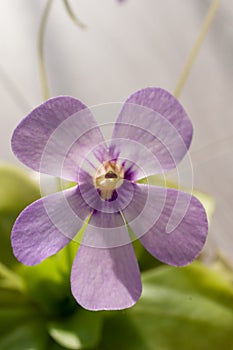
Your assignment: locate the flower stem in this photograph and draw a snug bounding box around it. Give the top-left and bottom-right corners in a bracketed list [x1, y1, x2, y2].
[63, 0, 86, 29]
[174, 0, 220, 98]
[38, 0, 53, 101]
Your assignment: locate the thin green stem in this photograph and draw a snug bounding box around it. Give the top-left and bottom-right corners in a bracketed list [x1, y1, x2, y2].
[174, 0, 220, 98]
[63, 0, 86, 29]
[38, 0, 53, 100]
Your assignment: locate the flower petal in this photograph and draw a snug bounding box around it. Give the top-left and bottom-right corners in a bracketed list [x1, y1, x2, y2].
[12, 96, 106, 181]
[81, 209, 131, 248]
[122, 184, 208, 266]
[71, 242, 142, 310]
[111, 88, 193, 177]
[11, 187, 91, 265]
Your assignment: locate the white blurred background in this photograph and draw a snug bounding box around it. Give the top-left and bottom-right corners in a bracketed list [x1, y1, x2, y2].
[0, 0, 233, 260]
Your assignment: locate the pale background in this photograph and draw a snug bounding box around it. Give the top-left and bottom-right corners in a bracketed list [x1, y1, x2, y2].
[0, 0, 232, 260]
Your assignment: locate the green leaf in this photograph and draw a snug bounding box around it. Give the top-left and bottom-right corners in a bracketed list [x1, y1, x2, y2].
[0, 322, 48, 350]
[131, 263, 233, 350]
[0, 262, 25, 291]
[0, 165, 40, 267]
[0, 306, 40, 335]
[0, 164, 40, 214]
[0, 279, 44, 340]
[100, 263, 233, 350]
[0, 214, 19, 266]
[17, 241, 79, 317]
[48, 309, 103, 349]
[98, 313, 148, 350]
[0, 288, 29, 306]
[49, 342, 67, 350]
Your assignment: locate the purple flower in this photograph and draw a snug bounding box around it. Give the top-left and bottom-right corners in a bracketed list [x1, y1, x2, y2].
[11, 88, 208, 311]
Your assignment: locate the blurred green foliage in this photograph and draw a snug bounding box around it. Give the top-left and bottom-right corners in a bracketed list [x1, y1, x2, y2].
[0, 164, 233, 350]
[0, 164, 40, 267]
[99, 264, 233, 350]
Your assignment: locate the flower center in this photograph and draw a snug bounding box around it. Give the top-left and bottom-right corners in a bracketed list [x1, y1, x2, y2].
[94, 161, 124, 200]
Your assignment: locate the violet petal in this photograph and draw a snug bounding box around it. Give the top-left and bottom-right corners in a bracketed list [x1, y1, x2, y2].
[71, 241, 142, 310]
[111, 88, 193, 177]
[11, 187, 91, 265]
[122, 183, 208, 266]
[81, 209, 132, 248]
[12, 96, 106, 181]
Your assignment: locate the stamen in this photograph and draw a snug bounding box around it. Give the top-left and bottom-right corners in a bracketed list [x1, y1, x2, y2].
[105, 171, 118, 179]
[94, 161, 124, 200]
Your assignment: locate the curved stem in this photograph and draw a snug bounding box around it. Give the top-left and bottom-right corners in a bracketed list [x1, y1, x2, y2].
[174, 0, 220, 98]
[63, 0, 86, 29]
[38, 0, 53, 100]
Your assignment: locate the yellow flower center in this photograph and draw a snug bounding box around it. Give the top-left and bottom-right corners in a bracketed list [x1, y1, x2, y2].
[94, 161, 124, 200]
